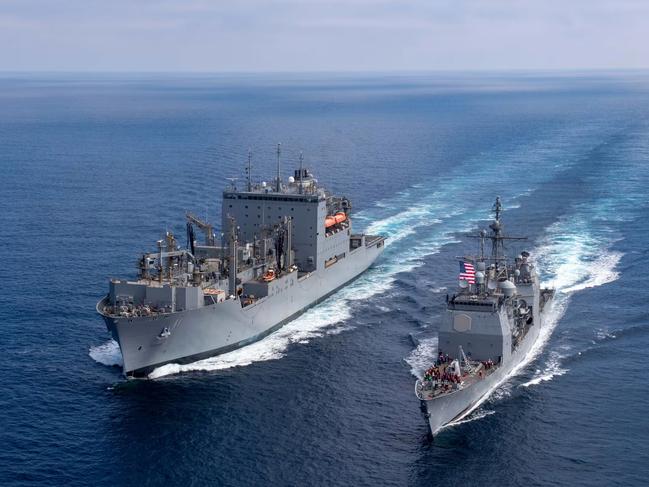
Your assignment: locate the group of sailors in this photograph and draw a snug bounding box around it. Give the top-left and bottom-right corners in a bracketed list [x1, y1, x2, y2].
[436, 351, 452, 365]
[422, 365, 462, 392]
[477, 358, 496, 379]
[482, 359, 495, 370]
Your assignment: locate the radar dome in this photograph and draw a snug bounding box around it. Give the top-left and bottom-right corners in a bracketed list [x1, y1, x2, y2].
[475, 271, 485, 283]
[261, 181, 267, 188]
[288, 176, 295, 183]
[498, 280, 517, 297]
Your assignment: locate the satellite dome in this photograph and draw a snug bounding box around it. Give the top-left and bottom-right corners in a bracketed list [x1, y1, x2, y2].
[475, 271, 485, 283]
[288, 176, 295, 183]
[498, 280, 517, 297]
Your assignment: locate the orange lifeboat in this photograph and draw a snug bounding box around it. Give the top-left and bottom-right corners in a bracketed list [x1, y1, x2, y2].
[334, 212, 346, 224]
[262, 269, 276, 282]
[325, 216, 336, 228]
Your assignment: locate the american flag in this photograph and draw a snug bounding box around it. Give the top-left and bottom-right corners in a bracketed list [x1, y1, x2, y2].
[459, 261, 476, 284]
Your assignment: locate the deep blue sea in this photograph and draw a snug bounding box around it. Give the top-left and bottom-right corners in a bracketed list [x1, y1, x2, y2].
[1, 72, 649, 486]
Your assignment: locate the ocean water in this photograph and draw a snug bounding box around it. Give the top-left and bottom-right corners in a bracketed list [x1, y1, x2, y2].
[1, 72, 649, 486]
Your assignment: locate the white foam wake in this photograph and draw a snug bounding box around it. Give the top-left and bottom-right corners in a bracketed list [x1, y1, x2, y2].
[89, 340, 123, 367]
[560, 252, 622, 294]
[448, 408, 496, 428]
[405, 336, 438, 379]
[520, 350, 568, 387]
[148, 286, 359, 378]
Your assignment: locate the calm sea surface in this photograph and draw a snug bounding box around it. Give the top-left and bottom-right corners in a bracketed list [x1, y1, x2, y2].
[1, 72, 648, 486]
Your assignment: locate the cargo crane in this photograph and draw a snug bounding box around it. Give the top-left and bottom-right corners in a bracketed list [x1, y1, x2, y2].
[185, 212, 215, 246]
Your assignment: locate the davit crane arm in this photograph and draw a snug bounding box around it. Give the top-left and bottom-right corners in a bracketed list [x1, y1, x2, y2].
[186, 212, 215, 246]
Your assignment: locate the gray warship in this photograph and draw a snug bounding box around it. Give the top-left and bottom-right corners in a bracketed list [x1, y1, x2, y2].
[415, 197, 554, 436]
[97, 148, 385, 377]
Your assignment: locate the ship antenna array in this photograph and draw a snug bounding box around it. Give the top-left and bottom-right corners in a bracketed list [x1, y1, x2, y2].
[466, 197, 527, 270]
[247, 148, 252, 192]
[276, 143, 282, 192]
[298, 151, 304, 194]
[480, 229, 487, 262]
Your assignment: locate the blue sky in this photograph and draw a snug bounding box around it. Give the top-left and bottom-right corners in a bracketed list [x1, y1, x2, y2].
[0, 0, 647, 72]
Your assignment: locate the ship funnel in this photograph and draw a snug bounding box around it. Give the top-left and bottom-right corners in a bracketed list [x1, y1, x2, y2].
[498, 280, 516, 297]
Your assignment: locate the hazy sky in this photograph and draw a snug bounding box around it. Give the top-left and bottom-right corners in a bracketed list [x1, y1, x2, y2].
[1, 0, 647, 72]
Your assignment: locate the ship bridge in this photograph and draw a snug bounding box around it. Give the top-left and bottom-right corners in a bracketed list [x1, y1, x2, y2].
[222, 158, 353, 274]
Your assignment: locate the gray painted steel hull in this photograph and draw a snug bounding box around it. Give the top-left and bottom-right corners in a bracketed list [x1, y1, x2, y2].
[422, 315, 542, 436]
[100, 242, 383, 376]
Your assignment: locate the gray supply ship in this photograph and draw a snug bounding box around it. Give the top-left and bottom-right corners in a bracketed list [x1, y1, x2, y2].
[97, 148, 385, 377]
[415, 197, 554, 436]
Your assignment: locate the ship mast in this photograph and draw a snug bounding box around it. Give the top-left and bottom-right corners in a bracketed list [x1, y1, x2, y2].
[247, 148, 252, 192]
[466, 197, 526, 277]
[276, 143, 282, 192]
[298, 151, 304, 194]
[228, 216, 238, 296]
[488, 196, 526, 275]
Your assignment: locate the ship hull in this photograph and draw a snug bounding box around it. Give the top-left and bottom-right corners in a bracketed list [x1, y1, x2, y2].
[99, 240, 383, 377]
[421, 313, 544, 436]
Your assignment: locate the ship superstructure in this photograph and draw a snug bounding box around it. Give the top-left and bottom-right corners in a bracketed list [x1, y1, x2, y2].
[415, 198, 554, 435]
[97, 148, 385, 377]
